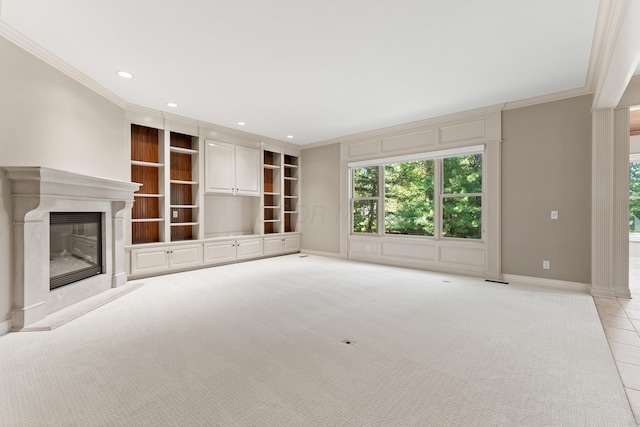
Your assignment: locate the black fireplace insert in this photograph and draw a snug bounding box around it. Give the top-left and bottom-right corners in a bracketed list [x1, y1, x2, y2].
[50, 212, 103, 290]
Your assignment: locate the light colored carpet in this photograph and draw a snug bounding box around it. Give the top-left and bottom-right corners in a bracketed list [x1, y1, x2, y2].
[0, 255, 635, 426]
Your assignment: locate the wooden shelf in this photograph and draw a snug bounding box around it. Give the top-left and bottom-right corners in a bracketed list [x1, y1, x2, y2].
[170, 205, 198, 209]
[284, 177, 298, 181]
[170, 146, 198, 155]
[131, 160, 164, 168]
[170, 180, 198, 185]
[131, 124, 162, 244]
[264, 192, 281, 196]
[134, 193, 163, 198]
[263, 164, 280, 169]
[171, 222, 198, 227]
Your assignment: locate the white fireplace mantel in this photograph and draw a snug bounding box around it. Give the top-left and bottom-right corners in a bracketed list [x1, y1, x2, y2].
[3, 167, 140, 330]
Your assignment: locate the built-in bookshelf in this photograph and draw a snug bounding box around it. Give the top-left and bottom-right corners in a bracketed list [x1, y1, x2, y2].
[130, 125, 201, 244]
[169, 132, 199, 241]
[263, 150, 281, 234]
[283, 154, 299, 232]
[131, 124, 164, 244]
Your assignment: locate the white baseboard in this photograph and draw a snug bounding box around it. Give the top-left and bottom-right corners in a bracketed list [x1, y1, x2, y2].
[300, 249, 345, 259]
[0, 318, 12, 336]
[502, 274, 591, 294]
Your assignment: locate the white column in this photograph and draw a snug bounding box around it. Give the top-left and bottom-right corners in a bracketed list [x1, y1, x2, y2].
[592, 108, 616, 297]
[592, 107, 631, 298]
[613, 108, 630, 297]
[111, 201, 132, 288]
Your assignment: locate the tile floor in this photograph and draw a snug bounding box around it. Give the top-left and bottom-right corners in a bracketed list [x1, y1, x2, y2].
[595, 258, 640, 424]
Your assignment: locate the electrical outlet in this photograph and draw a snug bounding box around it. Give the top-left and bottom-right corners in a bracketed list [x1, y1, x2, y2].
[551, 210, 558, 220]
[543, 260, 550, 270]
[172, 210, 178, 219]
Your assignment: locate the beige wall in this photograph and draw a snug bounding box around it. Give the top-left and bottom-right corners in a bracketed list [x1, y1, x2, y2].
[300, 96, 593, 282]
[502, 95, 592, 283]
[300, 143, 341, 254]
[0, 36, 126, 329]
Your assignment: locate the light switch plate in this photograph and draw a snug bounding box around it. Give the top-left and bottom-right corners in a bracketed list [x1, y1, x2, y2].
[543, 260, 550, 269]
[551, 211, 558, 220]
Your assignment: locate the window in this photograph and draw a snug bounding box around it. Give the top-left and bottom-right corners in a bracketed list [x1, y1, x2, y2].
[350, 151, 483, 239]
[385, 160, 434, 236]
[352, 166, 379, 233]
[630, 161, 640, 233]
[442, 154, 482, 239]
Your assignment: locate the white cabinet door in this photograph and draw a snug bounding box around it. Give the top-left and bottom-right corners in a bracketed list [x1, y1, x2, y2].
[235, 146, 260, 196]
[205, 140, 235, 194]
[236, 238, 264, 259]
[264, 237, 283, 255]
[204, 240, 237, 265]
[205, 141, 259, 196]
[131, 247, 170, 275]
[170, 244, 203, 269]
[283, 235, 300, 253]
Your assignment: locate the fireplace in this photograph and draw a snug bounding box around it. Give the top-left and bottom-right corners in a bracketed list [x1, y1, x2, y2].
[3, 167, 140, 329]
[50, 212, 103, 290]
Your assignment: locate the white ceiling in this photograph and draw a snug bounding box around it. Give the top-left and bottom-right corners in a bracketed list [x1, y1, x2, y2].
[1, 0, 605, 144]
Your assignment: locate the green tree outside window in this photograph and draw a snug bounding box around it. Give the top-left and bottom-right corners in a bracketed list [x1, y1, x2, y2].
[442, 154, 482, 239]
[385, 160, 434, 236]
[630, 162, 640, 232]
[353, 166, 379, 233]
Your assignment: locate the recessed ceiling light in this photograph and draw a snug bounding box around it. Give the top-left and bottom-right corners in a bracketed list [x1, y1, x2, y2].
[117, 71, 134, 79]
[287, 135, 294, 139]
[166, 102, 178, 108]
[237, 122, 246, 126]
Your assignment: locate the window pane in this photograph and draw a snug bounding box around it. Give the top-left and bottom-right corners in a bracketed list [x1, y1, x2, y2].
[353, 166, 378, 198]
[631, 163, 640, 197]
[353, 200, 378, 233]
[443, 154, 482, 194]
[384, 160, 434, 236]
[630, 163, 640, 232]
[631, 199, 640, 233]
[442, 196, 481, 239]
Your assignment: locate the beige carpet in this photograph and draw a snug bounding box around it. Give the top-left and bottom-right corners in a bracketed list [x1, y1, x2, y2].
[0, 255, 635, 426]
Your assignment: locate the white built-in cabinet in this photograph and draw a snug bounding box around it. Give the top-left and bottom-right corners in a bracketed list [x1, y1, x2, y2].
[264, 235, 300, 255]
[130, 244, 203, 276]
[204, 237, 264, 265]
[126, 119, 301, 279]
[205, 140, 260, 196]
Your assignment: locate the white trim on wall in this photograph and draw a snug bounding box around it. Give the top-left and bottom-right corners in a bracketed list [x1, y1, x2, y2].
[0, 318, 12, 337]
[299, 249, 346, 259]
[502, 274, 591, 294]
[0, 22, 128, 109]
[341, 110, 502, 280]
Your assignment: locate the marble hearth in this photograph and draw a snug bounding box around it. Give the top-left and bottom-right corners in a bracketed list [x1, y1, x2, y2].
[3, 167, 139, 330]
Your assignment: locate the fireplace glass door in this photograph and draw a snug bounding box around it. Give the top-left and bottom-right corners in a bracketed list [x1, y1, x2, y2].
[50, 212, 103, 290]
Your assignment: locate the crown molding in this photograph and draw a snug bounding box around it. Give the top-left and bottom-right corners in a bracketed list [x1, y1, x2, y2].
[585, 0, 622, 93]
[588, 0, 640, 109]
[124, 102, 296, 148]
[306, 103, 505, 148]
[502, 87, 592, 111]
[0, 21, 128, 109]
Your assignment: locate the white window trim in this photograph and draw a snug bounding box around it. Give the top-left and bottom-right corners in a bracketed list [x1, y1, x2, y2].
[348, 144, 485, 168]
[350, 150, 485, 240]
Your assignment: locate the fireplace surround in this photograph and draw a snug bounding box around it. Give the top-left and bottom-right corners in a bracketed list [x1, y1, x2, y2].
[3, 167, 140, 330]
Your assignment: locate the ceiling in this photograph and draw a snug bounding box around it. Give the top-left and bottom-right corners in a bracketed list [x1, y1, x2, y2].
[0, 0, 620, 144]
